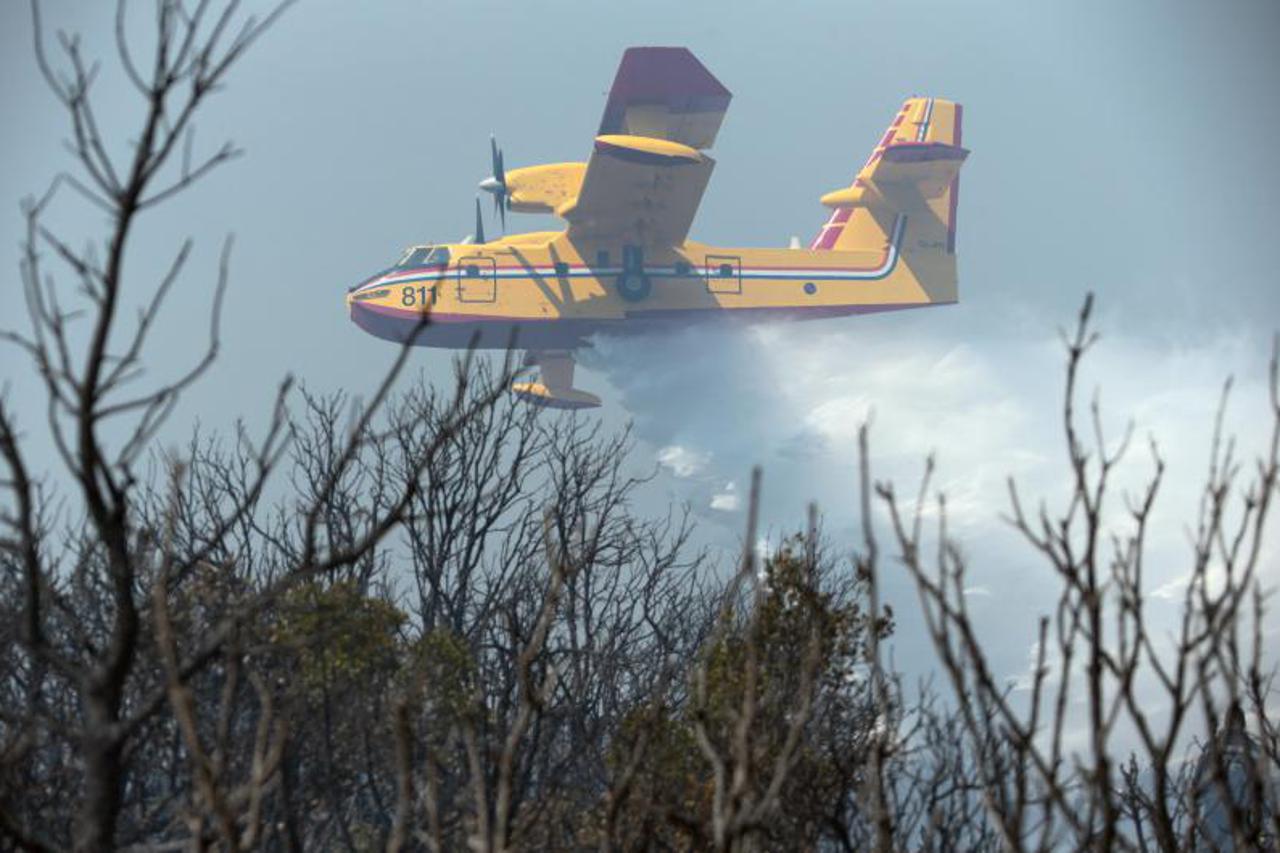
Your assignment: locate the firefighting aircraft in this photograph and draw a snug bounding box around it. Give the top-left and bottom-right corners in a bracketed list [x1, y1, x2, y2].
[346, 47, 966, 409]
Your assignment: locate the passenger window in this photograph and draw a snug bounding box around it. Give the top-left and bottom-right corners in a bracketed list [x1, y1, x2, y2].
[465, 264, 480, 278]
[554, 261, 570, 277]
[718, 263, 734, 278]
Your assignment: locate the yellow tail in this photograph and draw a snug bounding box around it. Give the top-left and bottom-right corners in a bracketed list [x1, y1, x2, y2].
[810, 97, 966, 302]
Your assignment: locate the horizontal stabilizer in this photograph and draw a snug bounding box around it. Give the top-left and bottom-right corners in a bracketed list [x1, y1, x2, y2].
[874, 142, 968, 198]
[821, 142, 968, 209]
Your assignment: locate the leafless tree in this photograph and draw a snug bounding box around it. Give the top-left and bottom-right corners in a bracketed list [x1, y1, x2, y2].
[0, 2, 508, 848]
[872, 295, 1280, 852]
[4, 3, 1276, 852]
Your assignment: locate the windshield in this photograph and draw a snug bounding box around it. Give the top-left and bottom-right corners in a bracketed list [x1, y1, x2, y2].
[396, 246, 450, 269]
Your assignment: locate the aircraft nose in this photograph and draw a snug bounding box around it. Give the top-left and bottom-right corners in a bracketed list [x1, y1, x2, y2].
[347, 285, 391, 339]
[345, 269, 393, 319]
[349, 267, 391, 294]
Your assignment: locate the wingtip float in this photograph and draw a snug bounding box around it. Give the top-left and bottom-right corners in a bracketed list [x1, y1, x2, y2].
[346, 47, 966, 410]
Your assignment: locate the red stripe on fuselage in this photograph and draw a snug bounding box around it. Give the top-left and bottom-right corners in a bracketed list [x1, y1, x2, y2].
[351, 298, 952, 350]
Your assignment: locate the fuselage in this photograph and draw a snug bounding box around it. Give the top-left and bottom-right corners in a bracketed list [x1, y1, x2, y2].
[346, 218, 953, 351]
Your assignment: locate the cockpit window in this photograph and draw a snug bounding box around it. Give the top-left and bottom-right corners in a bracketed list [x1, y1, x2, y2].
[396, 246, 450, 269]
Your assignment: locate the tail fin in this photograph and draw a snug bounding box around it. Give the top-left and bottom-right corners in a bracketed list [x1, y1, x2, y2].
[810, 97, 966, 259]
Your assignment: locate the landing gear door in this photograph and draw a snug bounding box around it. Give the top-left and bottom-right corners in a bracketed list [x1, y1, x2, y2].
[705, 255, 741, 295]
[457, 256, 497, 303]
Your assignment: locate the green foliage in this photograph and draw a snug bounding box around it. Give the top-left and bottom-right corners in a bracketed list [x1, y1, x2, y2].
[602, 704, 711, 847]
[605, 534, 892, 846]
[270, 580, 407, 694]
[701, 535, 881, 730]
[403, 626, 477, 721]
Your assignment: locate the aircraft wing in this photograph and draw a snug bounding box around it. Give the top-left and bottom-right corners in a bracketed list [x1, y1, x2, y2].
[563, 136, 716, 246]
[563, 47, 730, 247]
[596, 47, 731, 148]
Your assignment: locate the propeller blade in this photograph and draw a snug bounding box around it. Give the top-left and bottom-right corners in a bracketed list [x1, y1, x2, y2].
[474, 196, 486, 245]
[480, 136, 508, 198]
[479, 135, 509, 235]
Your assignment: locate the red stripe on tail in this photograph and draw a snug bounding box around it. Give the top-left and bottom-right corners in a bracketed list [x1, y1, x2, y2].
[947, 104, 963, 254]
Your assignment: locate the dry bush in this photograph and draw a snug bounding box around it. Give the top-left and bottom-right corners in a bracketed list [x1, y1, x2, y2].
[2, 4, 1276, 852]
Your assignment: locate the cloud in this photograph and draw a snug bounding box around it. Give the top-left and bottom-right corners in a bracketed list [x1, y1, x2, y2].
[710, 482, 740, 512]
[590, 307, 1280, 721]
[655, 444, 710, 479]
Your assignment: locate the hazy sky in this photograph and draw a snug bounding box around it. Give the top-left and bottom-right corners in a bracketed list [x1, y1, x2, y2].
[3, 1, 1278, 714]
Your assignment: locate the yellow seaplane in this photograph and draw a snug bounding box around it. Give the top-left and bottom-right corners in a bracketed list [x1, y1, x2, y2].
[346, 47, 966, 409]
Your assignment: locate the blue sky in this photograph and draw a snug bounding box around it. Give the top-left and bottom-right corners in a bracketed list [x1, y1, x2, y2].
[3, 0, 1278, 721]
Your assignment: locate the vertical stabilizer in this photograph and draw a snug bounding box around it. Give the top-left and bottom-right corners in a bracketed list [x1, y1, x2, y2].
[810, 97, 966, 304]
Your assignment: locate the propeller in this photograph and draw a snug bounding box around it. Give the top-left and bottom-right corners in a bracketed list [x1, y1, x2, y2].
[478, 134, 508, 231]
[473, 196, 486, 245]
